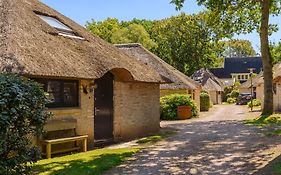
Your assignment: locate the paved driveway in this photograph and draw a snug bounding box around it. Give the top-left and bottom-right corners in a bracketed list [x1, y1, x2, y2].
[105, 105, 281, 175]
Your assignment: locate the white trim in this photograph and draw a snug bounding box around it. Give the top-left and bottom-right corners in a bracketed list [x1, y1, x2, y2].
[58, 33, 85, 40]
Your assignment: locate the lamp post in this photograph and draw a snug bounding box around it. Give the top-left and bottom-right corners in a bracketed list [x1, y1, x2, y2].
[248, 68, 255, 112]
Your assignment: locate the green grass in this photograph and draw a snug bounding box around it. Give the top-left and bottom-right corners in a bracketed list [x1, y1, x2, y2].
[245, 114, 281, 137]
[31, 129, 177, 175]
[32, 147, 140, 175]
[273, 161, 281, 174]
[244, 114, 281, 126]
[136, 129, 177, 144]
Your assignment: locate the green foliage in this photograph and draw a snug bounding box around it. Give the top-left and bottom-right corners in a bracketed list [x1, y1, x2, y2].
[223, 83, 240, 102]
[86, 18, 120, 43]
[86, 18, 157, 50]
[270, 41, 281, 64]
[136, 129, 176, 144]
[160, 94, 198, 120]
[32, 148, 140, 175]
[0, 74, 51, 175]
[227, 97, 237, 104]
[247, 99, 262, 108]
[245, 114, 281, 128]
[200, 91, 211, 111]
[222, 39, 256, 57]
[86, 14, 224, 76]
[152, 13, 222, 75]
[111, 23, 157, 50]
[230, 89, 239, 98]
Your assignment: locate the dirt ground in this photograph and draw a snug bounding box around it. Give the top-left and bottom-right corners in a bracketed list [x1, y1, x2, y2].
[105, 104, 281, 175]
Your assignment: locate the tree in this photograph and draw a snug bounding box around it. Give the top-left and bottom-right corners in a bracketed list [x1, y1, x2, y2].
[111, 23, 157, 50]
[222, 39, 257, 57]
[270, 41, 281, 64]
[151, 13, 221, 75]
[86, 18, 120, 43]
[171, 0, 281, 114]
[0, 74, 51, 174]
[86, 19, 157, 50]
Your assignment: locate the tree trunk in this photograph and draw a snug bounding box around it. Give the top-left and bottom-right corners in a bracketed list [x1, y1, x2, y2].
[260, 0, 273, 115]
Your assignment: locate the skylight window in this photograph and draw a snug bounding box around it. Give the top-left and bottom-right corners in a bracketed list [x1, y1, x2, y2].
[36, 14, 84, 40]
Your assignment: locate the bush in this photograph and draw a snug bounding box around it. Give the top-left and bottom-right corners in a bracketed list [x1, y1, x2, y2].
[247, 99, 261, 108]
[227, 97, 237, 104]
[160, 94, 198, 120]
[0, 74, 51, 175]
[230, 89, 239, 98]
[200, 91, 211, 111]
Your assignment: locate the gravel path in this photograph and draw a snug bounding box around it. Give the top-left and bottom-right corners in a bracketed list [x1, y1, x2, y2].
[105, 105, 281, 175]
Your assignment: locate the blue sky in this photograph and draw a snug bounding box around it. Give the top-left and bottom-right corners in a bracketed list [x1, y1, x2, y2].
[42, 0, 281, 53]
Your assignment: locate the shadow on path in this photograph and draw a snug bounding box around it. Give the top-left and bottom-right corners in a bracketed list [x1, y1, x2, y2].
[106, 120, 281, 175]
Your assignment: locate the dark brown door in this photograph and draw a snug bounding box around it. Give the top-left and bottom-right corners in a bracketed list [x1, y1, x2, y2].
[94, 72, 114, 141]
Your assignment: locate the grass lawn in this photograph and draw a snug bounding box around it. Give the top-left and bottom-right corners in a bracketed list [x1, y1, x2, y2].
[136, 129, 177, 144]
[32, 147, 140, 175]
[274, 164, 281, 175]
[244, 114, 281, 127]
[32, 128, 177, 175]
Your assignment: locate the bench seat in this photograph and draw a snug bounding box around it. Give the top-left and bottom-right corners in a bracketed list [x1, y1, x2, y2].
[42, 135, 88, 159]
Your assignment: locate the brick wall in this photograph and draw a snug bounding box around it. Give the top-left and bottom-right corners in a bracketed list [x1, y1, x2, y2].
[113, 81, 160, 141]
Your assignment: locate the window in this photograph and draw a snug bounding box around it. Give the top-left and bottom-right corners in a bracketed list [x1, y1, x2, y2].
[245, 75, 248, 80]
[36, 79, 79, 108]
[241, 75, 244, 80]
[36, 13, 84, 40]
[238, 75, 241, 80]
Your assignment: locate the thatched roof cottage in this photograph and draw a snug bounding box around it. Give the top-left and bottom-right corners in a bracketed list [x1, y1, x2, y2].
[116, 43, 202, 108]
[191, 69, 223, 105]
[0, 0, 167, 150]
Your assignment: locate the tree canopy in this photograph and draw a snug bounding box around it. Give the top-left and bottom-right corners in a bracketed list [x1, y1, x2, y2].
[222, 39, 257, 58]
[86, 13, 224, 75]
[151, 13, 222, 75]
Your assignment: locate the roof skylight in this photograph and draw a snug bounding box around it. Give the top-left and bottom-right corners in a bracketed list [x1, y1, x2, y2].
[36, 14, 84, 40]
[37, 14, 73, 31]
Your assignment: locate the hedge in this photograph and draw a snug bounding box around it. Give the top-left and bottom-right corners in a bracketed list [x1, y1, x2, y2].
[200, 92, 210, 111]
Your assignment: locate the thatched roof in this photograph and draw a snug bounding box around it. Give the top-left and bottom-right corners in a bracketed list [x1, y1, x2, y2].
[0, 0, 164, 83]
[240, 73, 263, 89]
[116, 43, 201, 90]
[191, 69, 223, 92]
[273, 63, 281, 82]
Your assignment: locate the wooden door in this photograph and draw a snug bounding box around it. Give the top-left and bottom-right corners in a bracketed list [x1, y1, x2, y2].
[94, 72, 114, 141]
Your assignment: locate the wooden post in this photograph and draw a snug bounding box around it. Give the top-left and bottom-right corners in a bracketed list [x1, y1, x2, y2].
[46, 143, 51, 159]
[82, 138, 87, 152]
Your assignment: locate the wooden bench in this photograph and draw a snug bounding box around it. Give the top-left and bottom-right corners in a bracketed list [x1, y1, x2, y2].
[41, 118, 88, 159]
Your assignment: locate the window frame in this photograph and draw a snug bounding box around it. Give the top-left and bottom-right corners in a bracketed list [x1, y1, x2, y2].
[36, 79, 80, 108]
[35, 12, 84, 40]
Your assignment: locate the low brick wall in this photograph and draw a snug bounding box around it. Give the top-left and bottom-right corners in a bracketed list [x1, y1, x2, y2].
[113, 81, 160, 141]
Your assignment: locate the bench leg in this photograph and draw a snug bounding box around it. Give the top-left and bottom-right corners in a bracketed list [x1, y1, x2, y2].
[46, 143, 52, 159]
[82, 139, 87, 152]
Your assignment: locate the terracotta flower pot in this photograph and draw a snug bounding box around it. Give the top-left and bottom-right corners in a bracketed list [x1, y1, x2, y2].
[177, 105, 192, 120]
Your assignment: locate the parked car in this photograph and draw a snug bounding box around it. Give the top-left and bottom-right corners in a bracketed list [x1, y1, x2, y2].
[236, 93, 252, 105]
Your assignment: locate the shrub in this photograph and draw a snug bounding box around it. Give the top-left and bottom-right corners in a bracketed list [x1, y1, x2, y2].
[160, 94, 198, 120]
[0, 74, 51, 175]
[247, 99, 261, 108]
[200, 91, 210, 111]
[230, 89, 239, 98]
[227, 97, 237, 104]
